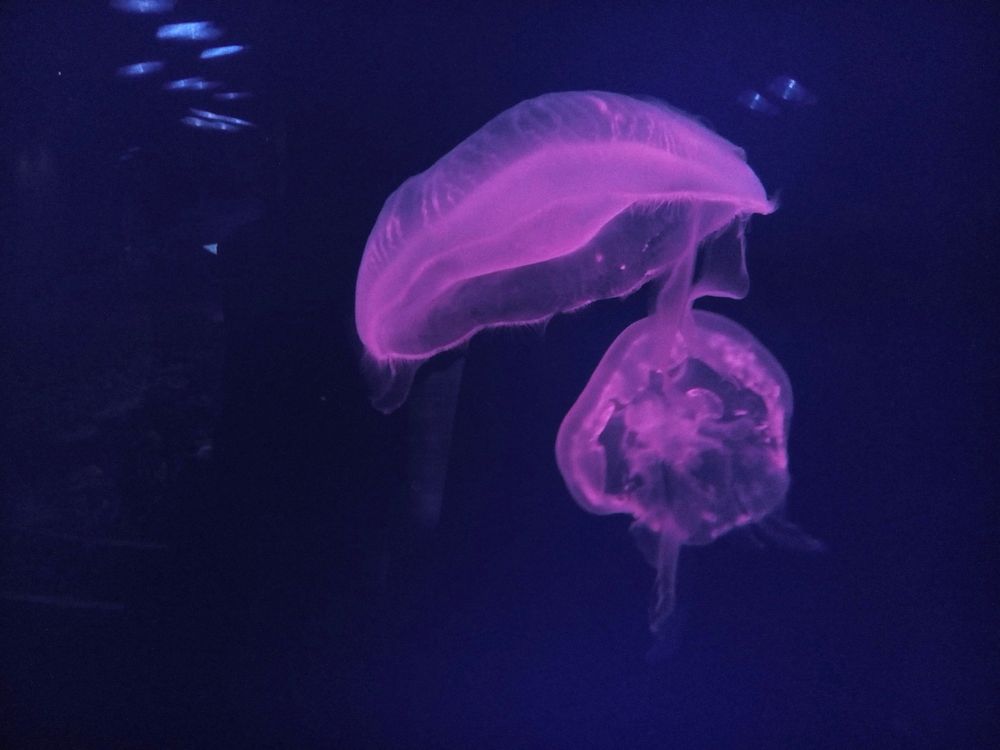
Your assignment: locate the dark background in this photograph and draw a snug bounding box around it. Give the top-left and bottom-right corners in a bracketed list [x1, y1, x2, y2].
[1, 1, 996, 747]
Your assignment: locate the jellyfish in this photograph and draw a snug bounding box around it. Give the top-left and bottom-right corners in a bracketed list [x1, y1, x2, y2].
[116, 61, 165, 78]
[110, 0, 175, 13]
[556, 308, 812, 632]
[354, 91, 774, 413]
[155, 21, 223, 42]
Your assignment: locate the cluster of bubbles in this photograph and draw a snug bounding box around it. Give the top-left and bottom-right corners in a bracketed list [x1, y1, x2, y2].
[738, 75, 816, 116]
[111, 0, 254, 133]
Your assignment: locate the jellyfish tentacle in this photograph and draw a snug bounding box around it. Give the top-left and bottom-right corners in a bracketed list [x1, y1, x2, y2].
[630, 521, 683, 632]
[751, 509, 826, 553]
[404, 352, 466, 532]
[650, 527, 682, 633]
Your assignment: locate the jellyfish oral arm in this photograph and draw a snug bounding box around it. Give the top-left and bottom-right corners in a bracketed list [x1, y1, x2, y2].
[630, 521, 684, 632]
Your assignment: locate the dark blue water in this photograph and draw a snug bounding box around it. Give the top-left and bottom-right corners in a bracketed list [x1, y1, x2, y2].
[1, 2, 996, 747]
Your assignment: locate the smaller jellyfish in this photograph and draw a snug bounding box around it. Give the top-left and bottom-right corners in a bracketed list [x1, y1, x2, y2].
[556, 309, 803, 632]
[766, 76, 817, 106]
[118, 146, 140, 162]
[213, 91, 253, 101]
[110, 0, 175, 13]
[200, 45, 246, 60]
[189, 108, 254, 129]
[156, 21, 223, 42]
[116, 61, 165, 77]
[164, 77, 221, 92]
[180, 115, 242, 133]
[737, 90, 779, 117]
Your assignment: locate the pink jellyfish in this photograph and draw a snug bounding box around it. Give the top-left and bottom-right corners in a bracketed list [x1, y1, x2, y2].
[556, 308, 814, 632]
[354, 91, 774, 412]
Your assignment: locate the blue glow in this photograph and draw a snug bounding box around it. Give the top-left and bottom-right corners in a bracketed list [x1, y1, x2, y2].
[737, 90, 778, 116]
[164, 77, 220, 91]
[110, 0, 175, 13]
[118, 146, 141, 162]
[202, 243, 219, 255]
[200, 45, 246, 60]
[767, 76, 817, 105]
[116, 61, 164, 77]
[156, 21, 223, 42]
[189, 108, 254, 128]
[213, 91, 253, 101]
[181, 115, 242, 133]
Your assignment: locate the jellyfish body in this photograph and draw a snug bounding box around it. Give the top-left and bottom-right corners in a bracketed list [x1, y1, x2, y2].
[556, 309, 794, 632]
[354, 91, 774, 412]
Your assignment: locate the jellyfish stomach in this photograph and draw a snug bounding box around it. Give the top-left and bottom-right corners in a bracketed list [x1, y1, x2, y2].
[615, 370, 788, 543]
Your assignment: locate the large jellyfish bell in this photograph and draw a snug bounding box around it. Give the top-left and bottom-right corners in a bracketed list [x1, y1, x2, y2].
[354, 91, 774, 412]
